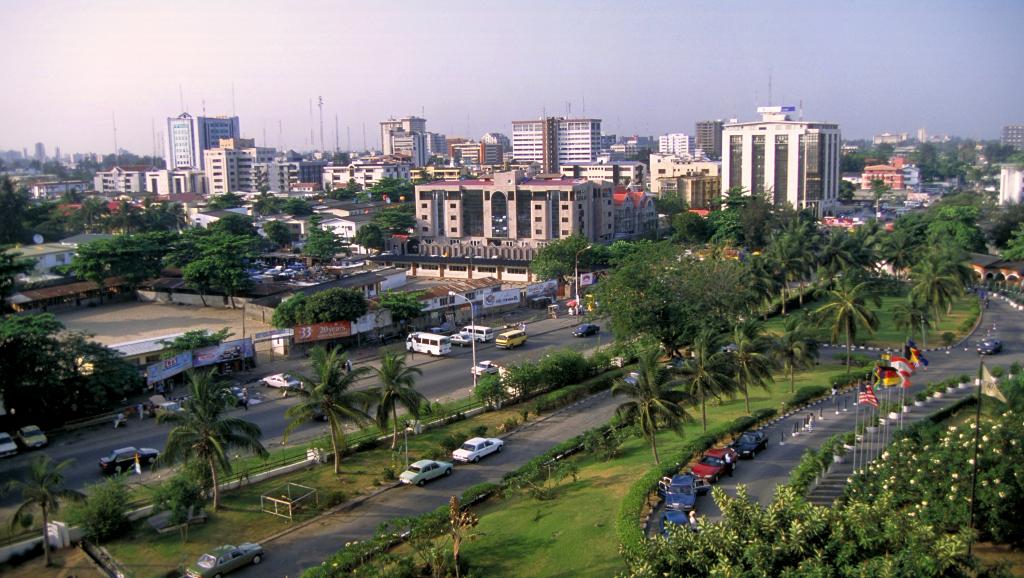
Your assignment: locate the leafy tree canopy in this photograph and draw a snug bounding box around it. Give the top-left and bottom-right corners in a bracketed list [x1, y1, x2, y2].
[370, 204, 416, 234]
[205, 192, 245, 210]
[529, 234, 597, 283]
[378, 290, 425, 324]
[262, 219, 293, 249]
[353, 222, 385, 252]
[159, 328, 234, 358]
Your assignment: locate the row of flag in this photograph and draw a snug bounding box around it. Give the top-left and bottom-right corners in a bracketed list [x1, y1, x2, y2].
[859, 341, 930, 408]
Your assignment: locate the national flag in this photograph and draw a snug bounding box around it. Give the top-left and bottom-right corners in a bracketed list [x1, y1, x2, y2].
[890, 355, 914, 375]
[858, 384, 880, 408]
[134, 453, 142, 476]
[874, 364, 902, 387]
[981, 364, 1008, 403]
[910, 346, 928, 368]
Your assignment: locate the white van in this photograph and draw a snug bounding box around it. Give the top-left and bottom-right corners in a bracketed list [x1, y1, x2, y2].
[406, 332, 452, 356]
[461, 325, 496, 342]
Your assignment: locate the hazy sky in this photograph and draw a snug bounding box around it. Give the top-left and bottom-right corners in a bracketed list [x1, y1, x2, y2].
[2, 0, 1021, 155]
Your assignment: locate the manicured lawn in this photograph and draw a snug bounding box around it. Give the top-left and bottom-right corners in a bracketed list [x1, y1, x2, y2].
[764, 295, 979, 348]
[459, 364, 849, 578]
[106, 405, 524, 577]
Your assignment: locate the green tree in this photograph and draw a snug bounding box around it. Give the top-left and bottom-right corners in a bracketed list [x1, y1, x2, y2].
[151, 473, 205, 543]
[909, 252, 966, 344]
[925, 205, 986, 252]
[671, 211, 710, 245]
[283, 198, 313, 216]
[379, 290, 425, 330]
[206, 192, 245, 209]
[262, 219, 293, 249]
[0, 176, 28, 244]
[181, 257, 219, 306]
[2, 455, 81, 567]
[208, 212, 257, 237]
[304, 219, 345, 262]
[272, 293, 308, 328]
[813, 277, 880, 376]
[367, 177, 413, 201]
[303, 287, 368, 322]
[369, 352, 425, 450]
[611, 346, 693, 464]
[529, 234, 594, 285]
[473, 374, 506, 409]
[892, 299, 931, 344]
[284, 346, 372, 474]
[354, 222, 385, 252]
[879, 229, 919, 279]
[1000, 222, 1024, 261]
[157, 370, 268, 510]
[159, 328, 233, 358]
[729, 319, 776, 414]
[774, 315, 819, 392]
[67, 476, 131, 542]
[370, 204, 416, 234]
[838, 179, 856, 201]
[167, 229, 257, 308]
[678, 330, 738, 432]
[0, 249, 33, 312]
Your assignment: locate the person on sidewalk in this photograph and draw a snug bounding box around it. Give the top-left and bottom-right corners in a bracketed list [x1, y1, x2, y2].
[345, 359, 353, 373]
[689, 509, 699, 531]
[136, 403, 144, 420]
[724, 451, 734, 477]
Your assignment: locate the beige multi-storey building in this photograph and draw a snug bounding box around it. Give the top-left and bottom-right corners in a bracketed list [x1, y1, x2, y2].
[322, 158, 412, 191]
[649, 154, 720, 194]
[145, 168, 207, 197]
[511, 117, 601, 174]
[203, 138, 276, 194]
[414, 171, 615, 251]
[559, 161, 645, 187]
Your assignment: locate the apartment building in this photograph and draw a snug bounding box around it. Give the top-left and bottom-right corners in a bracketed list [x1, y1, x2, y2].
[93, 165, 155, 195]
[380, 116, 427, 155]
[1001, 165, 1024, 205]
[165, 113, 240, 170]
[145, 169, 207, 197]
[613, 189, 658, 239]
[322, 158, 412, 190]
[203, 138, 276, 194]
[559, 161, 645, 187]
[262, 154, 328, 193]
[29, 180, 91, 199]
[648, 154, 721, 195]
[511, 117, 601, 173]
[1003, 125, 1024, 151]
[721, 107, 841, 216]
[695, 120, 724, 160]
[861, 164, 905, 190]
[658, 133, 694, 156]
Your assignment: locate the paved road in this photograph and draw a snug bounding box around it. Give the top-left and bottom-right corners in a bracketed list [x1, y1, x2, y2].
[0, 313, 606, 509]
[664, 294, 1022, 526]
[240, 389, 621, 577]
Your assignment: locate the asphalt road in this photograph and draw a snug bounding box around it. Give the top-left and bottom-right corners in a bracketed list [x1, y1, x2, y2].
[239, 389, 621, 578]
[662, 293, 1021, 527]
[0, 314, 606, 509]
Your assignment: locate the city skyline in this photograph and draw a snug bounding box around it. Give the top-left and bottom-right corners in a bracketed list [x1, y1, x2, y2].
[2, 0, 1021, 155]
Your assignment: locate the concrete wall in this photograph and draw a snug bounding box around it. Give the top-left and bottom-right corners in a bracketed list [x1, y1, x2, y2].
[137, 290, 253, 309]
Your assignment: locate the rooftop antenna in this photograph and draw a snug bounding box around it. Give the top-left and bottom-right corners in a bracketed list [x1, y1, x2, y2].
[202, 99, 206, 116]
[582, 93, 586, 116]
[278, 119, 283, 150]
[308, 99, 315, 148]
[566, 101, 571, 117]
[151, 118, 157, 159]
[334, 115, 339, 152]
[178, 84, 184, 112]
[262, 122, 267, 147]
[317, 96, 325, 152]
[361, 122, 367, 152]
[799, 99, 804, 121]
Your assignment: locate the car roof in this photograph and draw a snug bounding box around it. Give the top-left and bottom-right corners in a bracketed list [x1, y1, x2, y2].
[463, 437, 488, 445]
[113, 446, 137, 453]
[410, 459, 436, 467]
[705, 448, 729, 457]
[670, 473, 695, 483]
[209, 545, 238, 555]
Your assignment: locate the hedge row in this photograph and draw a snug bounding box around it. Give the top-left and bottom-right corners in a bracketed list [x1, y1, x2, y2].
[529, 367, 627, 414]
[616, 407, 777, 565]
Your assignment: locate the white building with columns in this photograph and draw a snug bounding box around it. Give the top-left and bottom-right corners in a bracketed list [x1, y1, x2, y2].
[1000, 165, 1024, 205]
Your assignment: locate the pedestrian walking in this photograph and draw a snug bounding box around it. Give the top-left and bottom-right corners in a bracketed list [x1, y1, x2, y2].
[689, 509, 699, 531]
[724, 451, 734, 477]
[114, 412, 126, 429]
[242, 386, 249, 411]
[137, 402, 144, 420]
[345, 359, 353, 373]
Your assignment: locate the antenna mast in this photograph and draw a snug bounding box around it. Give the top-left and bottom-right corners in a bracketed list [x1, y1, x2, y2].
[317, 96, 325, 152]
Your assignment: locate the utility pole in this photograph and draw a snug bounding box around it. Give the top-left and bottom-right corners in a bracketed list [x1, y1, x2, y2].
[317, 96, 325, 152]
[308, 99, 315, 149]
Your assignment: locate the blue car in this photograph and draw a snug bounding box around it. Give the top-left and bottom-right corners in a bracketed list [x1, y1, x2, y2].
[661, 510, 689, 536]
[657, 473, 710, 512]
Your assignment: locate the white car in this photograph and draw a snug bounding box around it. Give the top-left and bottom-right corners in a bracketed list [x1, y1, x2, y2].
[262, 373, 301, 390]
[452, 437, 503, 463]
[471, 361, 500, 376]
[0, 432, 18, 458]
[450, 332, 475, 347]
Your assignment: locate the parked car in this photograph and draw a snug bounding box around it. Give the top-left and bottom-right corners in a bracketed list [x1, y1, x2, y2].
[262, 373, 302, 392]
[573, 323, 600, 337]
[450, 332, 475, 347]
[730, 430, 769, 458]
[452, 437, 504, 463]
[400, 459, 453, 486]
[661, 510, 690, 536]
[657, 473, 710, 511]
[185, 543, 264, 578]
[691, 447, 738, 483]
[14, 425, 48, 449]
[99, 446, 160, 475]
[978, 339, 1003, 355]
[623, 371, 641, 385]
[471, 360, 501, 376]
[0, 432, 18, 458]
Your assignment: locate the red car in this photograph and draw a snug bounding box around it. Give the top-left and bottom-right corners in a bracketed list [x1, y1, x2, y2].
[691, 447, 738, 483]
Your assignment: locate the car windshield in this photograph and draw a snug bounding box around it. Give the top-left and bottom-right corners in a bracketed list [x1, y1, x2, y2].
[0, 433, 11, 442]
[740, 434, 758, 444]
[197, 554, 217, 569]
[409, 465, 422, 473]
[22, 426, 40, 435]
[669, 484, 694, 495]
[460, 443, 477, 451]
[701, 456, 724, 467]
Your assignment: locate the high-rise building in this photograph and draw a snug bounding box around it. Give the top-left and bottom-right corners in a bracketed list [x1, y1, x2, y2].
[658, 133, 694, 156]
[145, 169, 207, 197]
[203, 138, 276, 194]
[695, 120, 724, 160]
[34, 142, 46, 162]
[721, 107, 841, 216]
[1003, 125, 1024, 151]
[481, 132, 511, 150]
[261, 152, 328, 193]
[166, 113, 241, 170]
[1000, 165, 1024, 205]
[424, 132, 448, 158]
[380, 116, 427, 156]
[511, 117, 601, 173]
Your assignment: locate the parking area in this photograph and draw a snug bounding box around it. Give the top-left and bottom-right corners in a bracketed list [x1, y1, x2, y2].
[55, 301, 272, 345]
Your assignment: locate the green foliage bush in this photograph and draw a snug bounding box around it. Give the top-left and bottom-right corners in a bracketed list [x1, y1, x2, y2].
[788, 385, 829, 407]
[68, 476, 132, 542]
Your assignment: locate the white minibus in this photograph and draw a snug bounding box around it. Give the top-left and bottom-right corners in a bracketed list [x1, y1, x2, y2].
[461, 325, 496, 342]
[406, 332, 452, 356]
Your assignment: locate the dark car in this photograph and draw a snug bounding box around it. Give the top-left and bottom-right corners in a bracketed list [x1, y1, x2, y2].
[573, 323, 600, 337]
[730, 430, 769, 458]
[99, 446, 159, 474]
[690, 447, 738, 483]
[978, 339, 1002, 355]
[657, 473, 710, 511]
[661, 510, 690, 536]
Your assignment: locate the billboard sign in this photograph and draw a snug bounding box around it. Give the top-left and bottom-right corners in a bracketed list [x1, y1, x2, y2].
[579, 272, 596, 287]
[294, 321, 352, 344]
[146, 352, 193, 385]
[482, 288, 521, 309]
[193, 338, 255, 368]
[526, 280, 558, 298]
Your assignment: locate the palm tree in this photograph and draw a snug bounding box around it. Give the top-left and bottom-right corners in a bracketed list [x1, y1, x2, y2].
[679, 331, 738, 432]
[611, 346, 693, 464]
[158, 370, 268, 510]
[892, 299, 932, 344]
[746, 253, 783, 318]
[774, 315, 820, 392]
[2, 455, 81, 567]
[285, 346, 373, 474]
[816, 229, 862, 283]
[369, 352, 426, 450]
[730, 319, 776, 414]
[909, 255, 964, 325]
[880, 230, 917, 280]
[814, 277, 880, 376]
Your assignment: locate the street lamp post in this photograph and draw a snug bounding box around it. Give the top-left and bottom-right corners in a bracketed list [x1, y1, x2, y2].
[574, 245, 592, 315]
[449, 292, 478, 388]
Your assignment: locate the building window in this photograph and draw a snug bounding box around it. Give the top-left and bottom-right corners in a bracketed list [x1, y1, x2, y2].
[561, 217, 568, 222]
[752, 135, 766, 195]
[450, 215, 457, 221]
[448, 265, 466, 271]
[729, 135, 743, 189]
[507, 267, 527, 275]
[450, 227, 457, 233]
[477, 266, 497, 273]
[535, 229, 542, 235]
[774, 135, 789, 206]
[420, 203, 428, 208]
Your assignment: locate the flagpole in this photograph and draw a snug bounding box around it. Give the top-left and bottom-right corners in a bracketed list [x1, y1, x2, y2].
[967, 352, 985, 557]
[852, 382, 860, 475]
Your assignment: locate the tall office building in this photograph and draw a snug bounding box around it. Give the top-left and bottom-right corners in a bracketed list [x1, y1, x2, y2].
[511, 117, 601, 173]
[166, 113, 241, 170]
[721, 107, 840, 217]
[380, 116, 427, 156]
[658, 133, 694, 156]
[203, 138, 276, 194]
[34, 142, 46, 161]
[695, 120, 724, 160]
[1003, 125, 1024, 151]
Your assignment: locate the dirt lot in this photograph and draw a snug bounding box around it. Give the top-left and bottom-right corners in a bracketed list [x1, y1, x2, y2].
[56, 302, 272, 346]
[1, 547, 107, 578]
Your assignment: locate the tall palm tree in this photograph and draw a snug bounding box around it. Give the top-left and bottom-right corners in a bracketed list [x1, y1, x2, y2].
[816, 229, 862, 283]
[2, 455, 81, 567]
[369, 352, 426, 450]
[679, 331, 738, 432]
[909, 255, 964, 325]
[814, 277, 880, 376]
[892, 299, 932, 344]
[158, 370, 268, 510]
[880, 230, 917, 280]
[775, 315, 820, 392]
[746, 253, 784, 318]
[730, 319, 777, 414]
[285, 346, 373, 474]
[611, 346, 693, 464]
